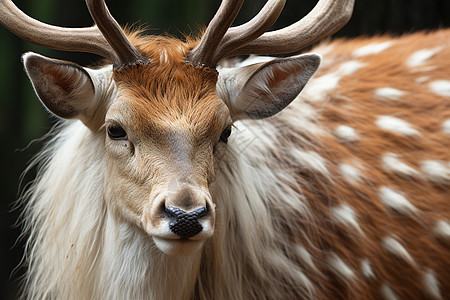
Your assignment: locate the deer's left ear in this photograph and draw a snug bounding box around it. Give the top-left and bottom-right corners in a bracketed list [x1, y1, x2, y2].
[218, 54, 321, 120]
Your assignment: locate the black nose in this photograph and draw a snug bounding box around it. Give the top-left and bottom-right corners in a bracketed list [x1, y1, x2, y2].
[164, 206, 207, 239]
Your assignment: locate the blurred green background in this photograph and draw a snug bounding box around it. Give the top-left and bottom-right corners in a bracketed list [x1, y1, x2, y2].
[1, 0, 449, 298]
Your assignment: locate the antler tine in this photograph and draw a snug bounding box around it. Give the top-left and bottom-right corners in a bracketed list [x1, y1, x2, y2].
[85, 0, 147, 66]
[211, 0, 286, 65]
[228, 0, 355, 57]
[0, 0, 117, 62]
[186, 0, 244, 67]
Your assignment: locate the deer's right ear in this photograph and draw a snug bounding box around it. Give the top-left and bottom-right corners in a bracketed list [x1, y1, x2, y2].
[23, 52, 100, 129]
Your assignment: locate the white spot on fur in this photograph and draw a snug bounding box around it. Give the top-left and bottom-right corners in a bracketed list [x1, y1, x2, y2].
[313, 43, 336, 56]
[339, 163, 364, 185]
[434, 220, 450, 241]
[416, 76, 431, 83]
[406, 47, 443, 67]
[327, 253, 356, 282]
[411, 66, 437, 73]
[331, 204, 364, 235]
[304, 61, 365, 102]
[353, 41, 393, 57]
[423, 269, 442, 300]
[381, 284, 399, 300]
[334, 125, 359, 142]
[361, 259, 375, 279]
[443, 120, 450, 134]
[381, 153, 420, 177]
[376, 116, 420, 136]
[420, 160, 450, 184]
[379, 186, 419, 216]
[382, 236, 416, 266]
[429, 80, 450, 96]
[295, 245, 319, 273]
[337, 61, 367, 76]
[290, 149, 329, 176]
[374, 87, 406, 101]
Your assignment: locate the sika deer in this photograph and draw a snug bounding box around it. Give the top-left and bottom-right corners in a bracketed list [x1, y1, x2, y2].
[1, 0, 449, 299]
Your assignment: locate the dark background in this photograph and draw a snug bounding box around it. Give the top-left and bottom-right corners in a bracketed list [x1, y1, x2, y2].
[1, 0, 449, 298]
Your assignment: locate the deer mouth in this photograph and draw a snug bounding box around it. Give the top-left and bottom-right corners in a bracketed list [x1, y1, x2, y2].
[152, 236, 206, 256]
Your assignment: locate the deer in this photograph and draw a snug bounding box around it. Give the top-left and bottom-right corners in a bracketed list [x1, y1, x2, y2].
[1, 0, 449, 299]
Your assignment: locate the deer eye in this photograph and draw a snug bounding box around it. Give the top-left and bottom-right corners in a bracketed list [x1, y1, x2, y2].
[220, 127, 232, 143]
[107, 125, 127, 140]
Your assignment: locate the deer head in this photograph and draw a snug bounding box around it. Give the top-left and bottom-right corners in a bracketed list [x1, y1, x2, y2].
[1, 0, 354, 256]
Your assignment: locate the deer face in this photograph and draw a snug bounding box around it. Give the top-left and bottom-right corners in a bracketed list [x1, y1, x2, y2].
[102, 61, 231, 255]
[22, 41, 320, 256]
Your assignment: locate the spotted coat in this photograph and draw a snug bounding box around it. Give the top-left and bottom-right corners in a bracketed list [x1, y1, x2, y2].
[230, 29, 450, 299]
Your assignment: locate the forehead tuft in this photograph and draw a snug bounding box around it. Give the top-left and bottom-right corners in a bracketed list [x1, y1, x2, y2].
[113, 34, 218, 96]
[109, 35, 227, 138]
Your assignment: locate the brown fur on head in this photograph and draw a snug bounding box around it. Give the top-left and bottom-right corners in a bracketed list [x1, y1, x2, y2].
[113, 34, 226, 134]
[113, 33, 230, 148]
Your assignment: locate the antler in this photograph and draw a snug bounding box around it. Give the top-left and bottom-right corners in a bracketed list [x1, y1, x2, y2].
[186, 0, 245, 67]
[85, 0, 146, 65]
[188, 0, 355, 67]
[1, 0, 353, 67]
[0, 0, 145, 66]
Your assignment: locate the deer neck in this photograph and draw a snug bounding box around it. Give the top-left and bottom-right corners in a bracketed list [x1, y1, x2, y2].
[96, 210, 202, 300]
